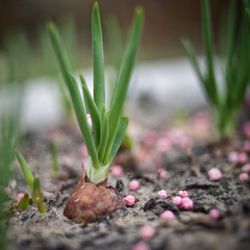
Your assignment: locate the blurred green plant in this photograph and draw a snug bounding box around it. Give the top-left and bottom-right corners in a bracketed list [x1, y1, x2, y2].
[49, 3, 143, 183]
[183, 0, 250, 139]
[0, 101, 19, 250]
[15, 151, 47, 214]
[4, 32, 30, 83]
[50, 141, 59, 174]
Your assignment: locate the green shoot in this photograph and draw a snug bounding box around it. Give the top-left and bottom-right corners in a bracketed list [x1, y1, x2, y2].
[15, 151, 47, 214]
[182, 0, 250, 139]
[49, 3, 144, 183]
[32, 178, 47, 214]
[17, 193, 30, 211]
[15, 152, 34, 190]
[50, 141, 59, 174]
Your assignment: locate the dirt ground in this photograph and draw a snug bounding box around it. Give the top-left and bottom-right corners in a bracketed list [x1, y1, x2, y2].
[8, 118, 250, 250]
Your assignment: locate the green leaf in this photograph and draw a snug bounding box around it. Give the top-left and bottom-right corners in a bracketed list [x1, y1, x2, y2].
[98, 110, 110, 163]
[17, 193, 30, 211]
[182, 39, 204, 84]
[107, 117, 128, 164]
[51, 141, 59, 174]
[80, 74, 101, 146]
[15, 151, 34, 191]
[201, 0, 218, 106]
[48, 23, 99, 168]
[32, 178, 47, 214]
[106, 7, 144, 159]
[92, 2, 105, 111]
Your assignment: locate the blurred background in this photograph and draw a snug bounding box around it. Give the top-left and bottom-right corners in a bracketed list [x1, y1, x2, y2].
[0, 0, 231, 129]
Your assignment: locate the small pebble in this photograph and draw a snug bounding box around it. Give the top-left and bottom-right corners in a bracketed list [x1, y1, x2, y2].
[132, 241, 151, 250]
[178, 190, 189, 198]
[181, 197, 193, 210]
[157, 190, 167, 199]
[239, 172, 249, 182]
[129, 180, 140, 191]
[111, 165, 123, 177]
[160, 210, 175, 221]
[123, 195, 136, 207]
[208, 168, 223, 181]
[139, 225, 155, 240]
[209, 209, 221, 220]
[242, 164, 250, 174]
[172, 196, 182, 206]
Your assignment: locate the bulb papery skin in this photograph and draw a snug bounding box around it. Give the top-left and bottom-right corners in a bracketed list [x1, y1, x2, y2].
[63, 163, 122, 223]
[86, 157, 110, 184]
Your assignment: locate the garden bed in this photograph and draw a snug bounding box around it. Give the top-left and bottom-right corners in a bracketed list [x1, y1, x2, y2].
[8, 115, 250, 250]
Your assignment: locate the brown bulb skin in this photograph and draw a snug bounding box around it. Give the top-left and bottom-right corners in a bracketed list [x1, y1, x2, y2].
[64, 173, 122, 223]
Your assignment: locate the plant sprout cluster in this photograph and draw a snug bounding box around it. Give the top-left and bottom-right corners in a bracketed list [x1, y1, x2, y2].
[0, 2, 250, 248]
[15, 152, 46, 213]
[183, 0, 250, 139]
[49, 3, 143, 184]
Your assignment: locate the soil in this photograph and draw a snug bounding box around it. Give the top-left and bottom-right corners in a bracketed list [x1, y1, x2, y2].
[7, 119, 250, 250]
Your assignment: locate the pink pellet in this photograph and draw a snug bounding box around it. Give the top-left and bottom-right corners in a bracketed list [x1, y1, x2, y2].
[16, 192, 25, 204]
[209, 209, 221, 220]
[237, 153, 248, 165]
[178, 190, 189, 198]
[177, 136, 191, 151]
[158, 169, 169, 179]
[172, 196, 182, 206]
[208, 168, 223, 181]
[132, 241, 151, 250]
[243, 121, 250, 138]
[156, 137, 171, 152]
[129, 180, 140, 191]
[181, 197, 193, 210]
[228, 151, 248, 165]
[239, 172, 249, 182]
[243, 141, 250, 152]
[242, 164, 250, 173]
[160, 210, 175, 221]
[157, 190, 167, 199]
[123, 195, 136, 207]
[111, 165, 123, 177]
[86, 113, 92, 128]
[228, 152, 238, 164]
[139, 225, 155, 240]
